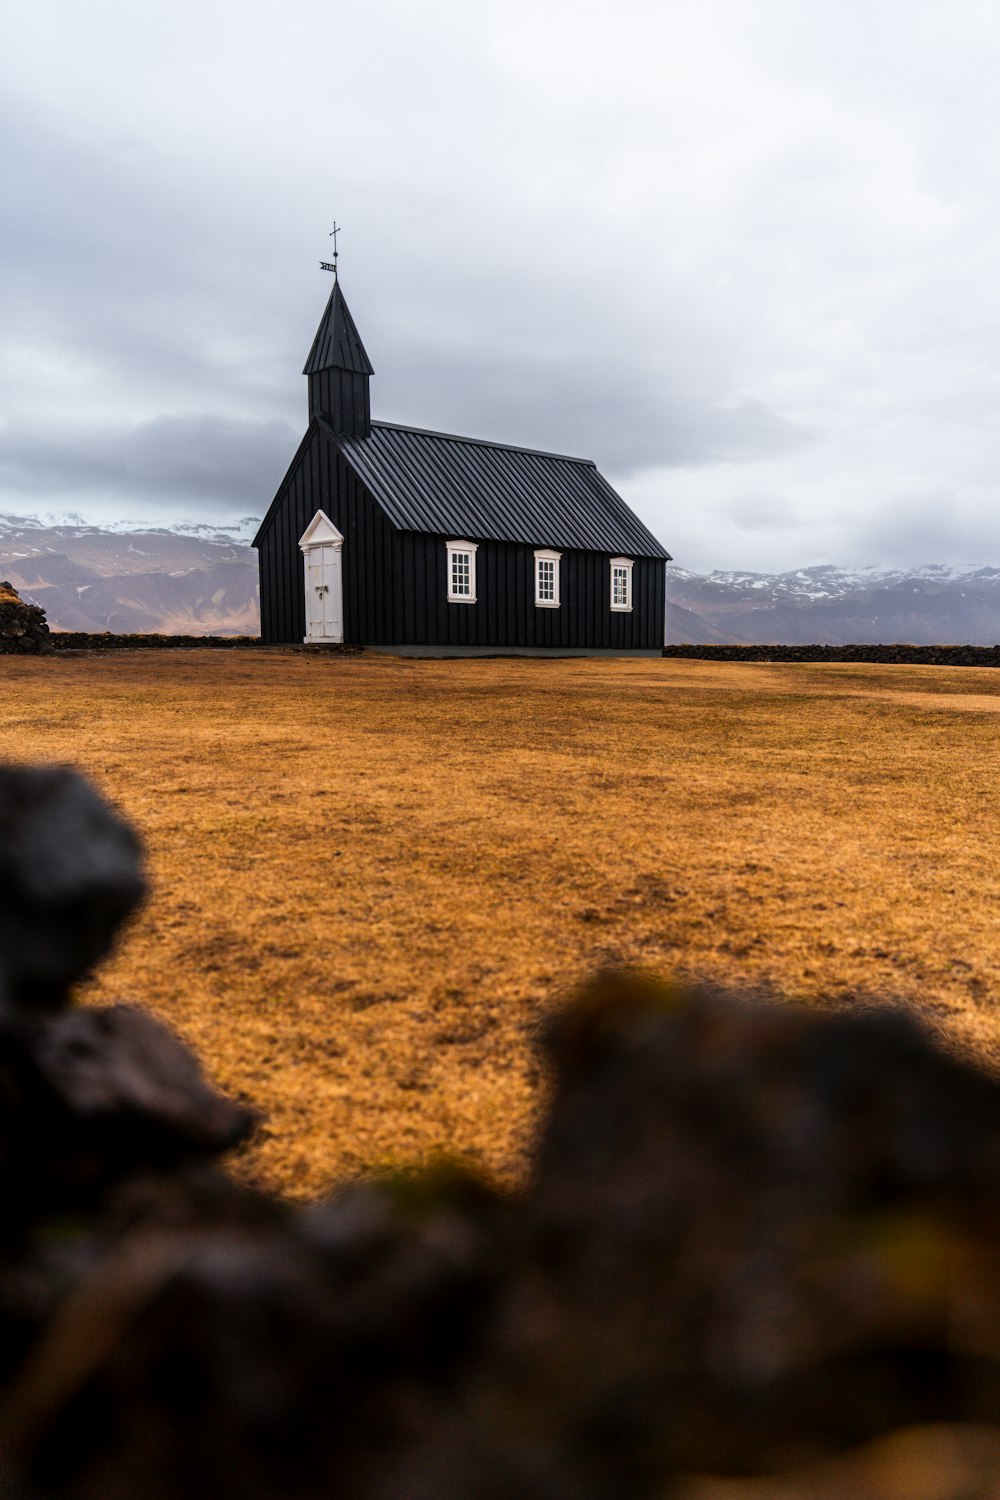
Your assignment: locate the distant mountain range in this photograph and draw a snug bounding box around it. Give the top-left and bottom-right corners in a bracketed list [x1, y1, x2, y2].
[0, 514, 261, 635]
[667, 564, 1000, 646]
[3, 513, 999, 645]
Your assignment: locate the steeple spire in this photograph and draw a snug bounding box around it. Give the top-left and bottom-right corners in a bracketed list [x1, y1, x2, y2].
[303, 277, 373, 435]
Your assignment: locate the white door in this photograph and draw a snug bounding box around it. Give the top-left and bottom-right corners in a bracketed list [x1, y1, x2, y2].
[299, 511, 345, 643]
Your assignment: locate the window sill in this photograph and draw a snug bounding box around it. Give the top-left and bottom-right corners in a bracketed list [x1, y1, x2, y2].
[610, 604, 633, 613]
[534, 600, 560, 609]
[447, 595, 477, 605]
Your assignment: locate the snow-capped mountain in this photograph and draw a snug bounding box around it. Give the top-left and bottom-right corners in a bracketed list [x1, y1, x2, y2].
[5, 510, 999, 644]
[0, 514, 261, 635]
[667, 564, 1000, 646]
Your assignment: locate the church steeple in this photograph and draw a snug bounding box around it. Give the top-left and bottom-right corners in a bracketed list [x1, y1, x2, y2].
[303, 279, 373, 436]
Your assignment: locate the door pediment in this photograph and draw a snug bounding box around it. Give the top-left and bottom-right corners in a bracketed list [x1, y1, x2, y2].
[299, 509, 344, 550]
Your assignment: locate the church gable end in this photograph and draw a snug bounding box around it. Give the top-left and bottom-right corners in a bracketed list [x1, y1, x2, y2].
[256, 423, 397, 646]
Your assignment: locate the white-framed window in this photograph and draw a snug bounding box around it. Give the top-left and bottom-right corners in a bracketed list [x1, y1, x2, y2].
[446, 540, 478, 603]
[534, 548, 562, 608]
[610, 556, 634, 612]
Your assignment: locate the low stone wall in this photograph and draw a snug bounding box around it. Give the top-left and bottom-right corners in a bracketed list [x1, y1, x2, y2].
[49, 633, 364, 652]
[664, 642, 1000, 666]
[39, 636, 1000, 664]
[50, 632, 262, 649]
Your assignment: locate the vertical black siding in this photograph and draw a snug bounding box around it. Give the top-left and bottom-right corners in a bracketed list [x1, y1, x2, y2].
[389, 534, 665, 650]
[256, 427, 396, 644]
[308, 369, 371, 435]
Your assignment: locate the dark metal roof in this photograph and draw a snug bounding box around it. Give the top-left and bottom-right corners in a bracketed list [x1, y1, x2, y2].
[303, 281, 374, 376]
[329, 420, 671, 558]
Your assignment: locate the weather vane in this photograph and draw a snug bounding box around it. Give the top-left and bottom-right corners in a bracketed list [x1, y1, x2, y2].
[319, 221, 340, 277]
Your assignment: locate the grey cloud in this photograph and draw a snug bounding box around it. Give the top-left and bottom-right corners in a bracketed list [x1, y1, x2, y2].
[379, 353, 808, 475]
[7, 1, 1000, 571]
[3, 98, 298, 415]
[843, 490, 1000, 570]
[0, 415, 296, 515]
[726, 495, 813, 530]
[3, 92, 807, 520]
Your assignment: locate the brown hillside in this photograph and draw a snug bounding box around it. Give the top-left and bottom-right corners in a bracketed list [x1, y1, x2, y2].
[0, 517, 259, 634]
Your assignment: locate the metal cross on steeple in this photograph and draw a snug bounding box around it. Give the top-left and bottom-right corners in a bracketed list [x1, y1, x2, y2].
[319, 221, 341, 277]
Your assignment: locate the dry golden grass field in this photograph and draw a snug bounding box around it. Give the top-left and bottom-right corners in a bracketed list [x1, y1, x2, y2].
[3, 649, 1000, 1197]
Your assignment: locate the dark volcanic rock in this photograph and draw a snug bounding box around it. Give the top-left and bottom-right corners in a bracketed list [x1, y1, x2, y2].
[50, 632, 263, 650]
[0, 767, 147, 1011]
[5, 770, 1000, 1498]
[0, 767, 251, 1234]
[403, 975, 1000, 1497]
[663, 642, 1000, 666]
[8, 1168, 510, 1500]
[17, 975, 1000, 1500]
[0, 1004, 256, 1227]
[0, 581, 50, 655]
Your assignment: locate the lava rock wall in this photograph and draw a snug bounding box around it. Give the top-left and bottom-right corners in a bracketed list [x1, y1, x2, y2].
[663, 642, 1000, 666]
[0, 583, 50, 655]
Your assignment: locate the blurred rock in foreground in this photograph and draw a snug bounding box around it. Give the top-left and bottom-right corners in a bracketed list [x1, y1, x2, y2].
[2, 764, 1000, 1497]
[675, 1424, 1000, 1499]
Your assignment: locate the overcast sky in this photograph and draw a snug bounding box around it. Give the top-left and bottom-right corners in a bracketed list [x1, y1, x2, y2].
[6, 0, 1000, 573]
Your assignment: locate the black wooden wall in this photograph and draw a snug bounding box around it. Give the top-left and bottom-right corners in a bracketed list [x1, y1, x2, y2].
[257, 425, 396, 645]
[307, 370, 370, 434]
[393, 534, 664, 650]
[257, 426, 666, 649]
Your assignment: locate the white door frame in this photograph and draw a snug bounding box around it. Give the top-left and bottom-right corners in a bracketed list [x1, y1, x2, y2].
[299, 510, 345, 644]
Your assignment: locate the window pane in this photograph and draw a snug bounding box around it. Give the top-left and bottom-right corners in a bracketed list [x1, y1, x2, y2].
[451, 551, 471, 595]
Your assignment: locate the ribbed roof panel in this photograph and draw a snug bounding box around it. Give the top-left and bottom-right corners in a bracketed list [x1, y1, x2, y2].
[303, 282, 374, 376]
[331, 421, 670, 558]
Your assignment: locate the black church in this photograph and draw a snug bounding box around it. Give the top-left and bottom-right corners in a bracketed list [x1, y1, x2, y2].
[253, 276, 671, 653]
